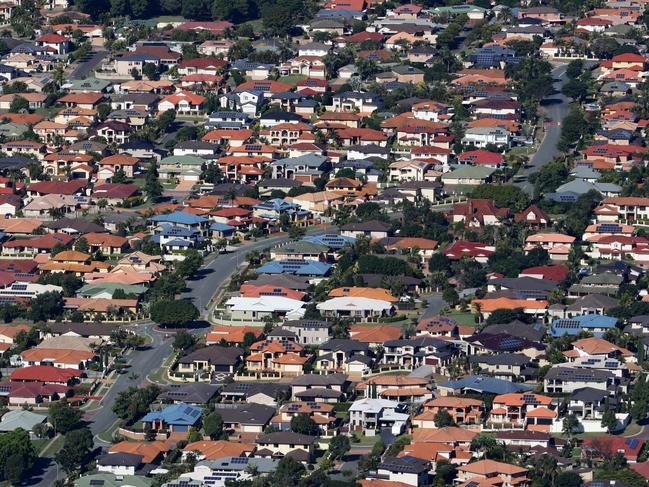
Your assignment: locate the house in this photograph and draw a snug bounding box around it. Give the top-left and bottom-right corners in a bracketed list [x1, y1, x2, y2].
[357, 375, 432, 403]
[317, 297, 395, 322]
[550, 315, 618, 337]
[382, 336, 453, 373]
[331, 91, 382, 114]
[441, 166, 496, 187]
[340, 220, 393, 239]
[142, 402, 203, 436]
[96, 453, 143, 476]
[451, 199, 509, 228]
[35, 33, 70, 55]
[544, 367, 614, 394]
[463, 127, 511, 148]
[182, 440, 255, 462]
[314, 339, 371, 377]
[373, 457, 430, 487]
[438, 375, 533, 396]
[419, 397, 484, 426]
[514, 205, 551, 229]
[212, 403, 275, 436]
[221, 296, 306, 325]
[290, 373, 348, 403]
[255, 431, 316, 461]
[457, 459, 530, 487]
[158, 91, 205, 116]
[525, 233, 575, 261]
[349, 398, 409, 436]
[173, 346, 243, 381]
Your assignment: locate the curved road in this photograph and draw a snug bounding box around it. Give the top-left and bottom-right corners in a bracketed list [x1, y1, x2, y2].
[515, 63, 571, 194]
[27, 228, 330, 486]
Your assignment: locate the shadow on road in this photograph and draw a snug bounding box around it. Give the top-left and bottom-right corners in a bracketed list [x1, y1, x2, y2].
[187, 268, 214, 280]
[540, 98, 564, 106]
[24, 457, 56, 486]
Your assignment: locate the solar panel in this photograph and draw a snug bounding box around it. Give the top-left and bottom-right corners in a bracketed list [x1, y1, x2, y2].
[89, 481, 105, 486]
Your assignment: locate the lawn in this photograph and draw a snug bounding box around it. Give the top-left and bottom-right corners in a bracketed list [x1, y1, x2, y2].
[351, 430, 382, 446]
[31, 438, 49, 455]
[443, 311, 479, 327]
[39, 434, 65, 457]
[278, 74, 308, 86]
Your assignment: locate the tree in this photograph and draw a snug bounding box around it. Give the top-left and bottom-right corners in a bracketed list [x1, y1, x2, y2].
[202, 163, 222, 184]
[112, 385, 161, 425]
[55, 428, 93, 473]
[112, 167, 128, 184]
[562, 78, 589, 102]
[557, 471, 583, 487]
[469, 184, 530, 212]
[150, 300, 199, 327]
[74, 237, 89, 253]
[173, 330, 196, 351]
[144, 160, 163, 201]
[429, 253, 451, 274]
[0, 429, 35, 482]
[5, 453, 26, 484]
[485, 308, 529, 326]
[270, 456, 306, 484]
[290, 413, 319, 436]
[181, 0, 212, 20]
[434, 409, 456, 428]
[328, 435, 350, 460]
[203, 411, 224, 440]
[601, 408, 618, 432]
[143, 62, 159, 80]
[562, 414, 579, 437]
[157, 109, 176, 133]
[8, 96, 29, 113]
[48, 400, 82, 434]
[175, 250, 204, 278]
[28, 291, 64, 322]
[50, 241, 66, 256]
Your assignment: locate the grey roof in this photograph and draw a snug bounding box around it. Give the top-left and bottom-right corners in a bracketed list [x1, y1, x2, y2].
[158, 383, 219, 404]
[257, 431, 317, 445]
[258, 178, 302, 189]
[469, 353, 530, 366]
[490, 276, 558, 292]
[177, 346, 243, 366]
[291, 373, 348, 386]
[378, 456, 429, 474]
[581, 273, 624, 286]
[246, 274, 310, 290]
[545, 367, 613, 382]
[48, 322, 119, 337]
[212, 404, 275, 426]
[340, 220, 392, 232]
[220, 381, 290, 398]
[566, 294, 620, 311]
[555, 179, 621, 195]
[481, 321, 545, 342]
[320, 339, 369, 354]
[569, 387, 608, 402]
[97, 452, 143, 467]
[274, 153, 328, 169]
[44, 217, 106, 233]
[0, 410, 46, 432]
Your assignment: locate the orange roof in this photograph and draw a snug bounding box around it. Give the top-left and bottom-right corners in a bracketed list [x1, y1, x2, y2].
[99, 154, 139, 166]
[64, 297, 138, 312]
[183, 440, 255, 460]
[21, 348, 94, 363]
[52, 250, 90, 262]
[412, 426, 477, 444]
[358, 376, 427, 389]
[526, 233, 576, 243]
[83, 232, 128, 248]
[0, 218, 43, 234]
[384, 237, 439, 251]
[273, 352, 310, 365]
[349, 325, 401, 343]
[0, 324, 30, 339]
[380, 387, 430, 397]
[459, 459, 528, 476]
[239, 284, 306, 301]
[493, 393, 552, 407]
[110, 441, 171, 463]
[206, 325, 262, 344]
[359, 481, 412, 487]
[160, 90, 205, 106]
[399, 442, 450, 462]
[471, 297, 548, 313]
[525, 407, 557, 419]
[58, 93, 103, 105]
[572, 337, 633, 356]
[425, 397, 484, 408]
[329, 287, 397, 302]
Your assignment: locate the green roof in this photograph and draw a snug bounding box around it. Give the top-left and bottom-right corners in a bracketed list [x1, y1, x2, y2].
[65, 78, 112, 92]
[159, 155, 205, 166]
[272, 241, 329, 255]
[433, 4, 487, 13]
[78, 283, 147, 297]
[441, 166, 496, 180]
[74, 474, 151, 487]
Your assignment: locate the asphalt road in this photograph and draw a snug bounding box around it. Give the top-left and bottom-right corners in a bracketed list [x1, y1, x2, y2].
[69, 48, 108, 80]
[420, 294, 447, 320]
[515, 63, 571, 194]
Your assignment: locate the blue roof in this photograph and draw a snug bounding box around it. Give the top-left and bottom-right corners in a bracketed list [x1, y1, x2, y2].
[256, 259, 331, 276]
[142, 403, 203, 426]
[550, 314, 617, 337]
[149, 212, 208, 226]
[303, 234, 356, 249]
[254, 198, 297, 212]
[158, 224, 196, 237]
[439, 375, 533, 394]
[210, 222, 236, 232]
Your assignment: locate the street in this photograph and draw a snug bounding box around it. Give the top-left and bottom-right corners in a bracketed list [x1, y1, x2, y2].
[515, 63, 571, 194]
[69, 47, 108, 80]
[27, 228, 332, 486]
